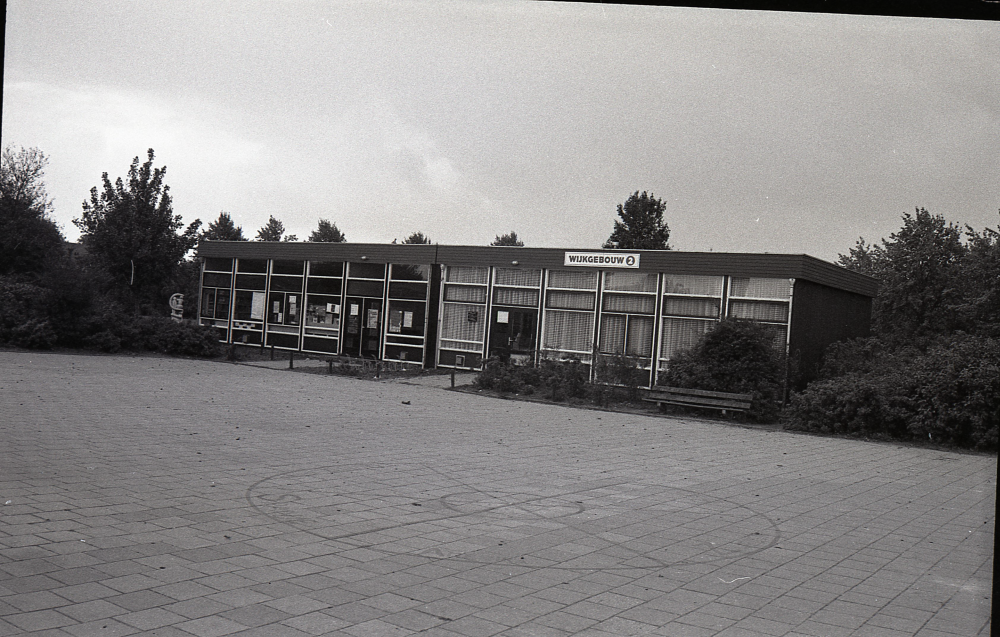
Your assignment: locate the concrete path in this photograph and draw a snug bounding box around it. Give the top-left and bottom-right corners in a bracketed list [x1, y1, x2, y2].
[0, 350, 993, 636]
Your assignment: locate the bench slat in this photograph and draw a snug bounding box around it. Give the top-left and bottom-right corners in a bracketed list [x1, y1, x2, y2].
[643, 386, 753, 413]
[643, 396, 750, 410]
[646, 386, 753, 401]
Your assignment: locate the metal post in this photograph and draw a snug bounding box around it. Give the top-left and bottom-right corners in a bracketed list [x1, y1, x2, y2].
[288, 350, 294, 369]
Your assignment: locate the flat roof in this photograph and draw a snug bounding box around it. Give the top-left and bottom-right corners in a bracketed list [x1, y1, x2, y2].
[198, 241, 878, 297]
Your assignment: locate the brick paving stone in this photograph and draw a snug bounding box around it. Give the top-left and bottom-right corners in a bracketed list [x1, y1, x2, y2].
[1, 351, 994, 636]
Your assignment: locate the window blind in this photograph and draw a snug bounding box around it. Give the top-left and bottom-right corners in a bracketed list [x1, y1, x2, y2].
[495, 287, 539, 307]
[603, 293, 655, 314]
[495, 268, 541, 287]
[446, 266, 489, 284]
[599, 314, 626, 354]
[604, 271, 657, 293]
[626, 316, 654, 357]
[440, 302, 486, 343]
[730, 277, 791, 299]
[728, 300, 789, 323]
[548, 269, 598, 290]
[660, 318, 714, 361]
[546, 290, 596, 310]
[445, 285, 487, 303]
[662, 296, 720, 318]
[543, 310, 595, 353]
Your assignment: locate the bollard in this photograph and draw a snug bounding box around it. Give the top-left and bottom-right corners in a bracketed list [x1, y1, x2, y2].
[288, 350, 294, 369]
[375, 362, 381, 379]
[270, 344, 275, 360]
[451, 369, 455, 388]
[328, 359, 333, 374]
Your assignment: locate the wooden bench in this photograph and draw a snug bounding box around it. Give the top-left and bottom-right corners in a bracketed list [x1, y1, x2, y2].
[643, 386, 753, 415]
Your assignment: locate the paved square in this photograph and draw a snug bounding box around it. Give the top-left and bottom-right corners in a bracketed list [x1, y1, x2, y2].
[1, 350, 993, 636]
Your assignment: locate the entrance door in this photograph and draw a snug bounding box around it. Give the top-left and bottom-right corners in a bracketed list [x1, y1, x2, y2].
[488, 307, 537, 363]
[343, 297, 382, 358]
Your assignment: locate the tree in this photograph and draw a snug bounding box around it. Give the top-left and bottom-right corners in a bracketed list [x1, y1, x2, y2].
[603, 191, 671, 250]
[0, 146, 66, 276]
[74, 149, 200, 313]
[201, 211, 247, 241]
[309, 219, 346, 242]
[961, 218, 1000, 336]
[402, 231, 431, 245]
[491, 231, 524, 247]
[256, 215, 295, 241]
[838, 208, 970, 341]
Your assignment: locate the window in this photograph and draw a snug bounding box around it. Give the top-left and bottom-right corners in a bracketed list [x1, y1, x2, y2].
[440, 266, 489, 354]
[658, 274, 724, 370]
[304, 261, 344, 345]
[726, 277, 791, 354]
[542, 269, 598, 360]
[660, 318, 714, 361]
[543, 310, 594, 354]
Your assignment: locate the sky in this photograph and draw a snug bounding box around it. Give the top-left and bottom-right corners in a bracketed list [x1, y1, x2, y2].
[3, 1, 998, 262]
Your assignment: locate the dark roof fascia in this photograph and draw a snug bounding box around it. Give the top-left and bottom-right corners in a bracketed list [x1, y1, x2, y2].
[198, 241, 439, 264]
[197, 242, 877, 297]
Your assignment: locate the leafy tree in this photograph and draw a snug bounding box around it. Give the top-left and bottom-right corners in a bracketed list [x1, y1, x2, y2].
[74, 149, 200, 314]
[960, 219, 1000, 336]
[309, 218, 346, 242]
[491, 231, 524, 247]
[256, 215, 296, 241]
[0, 146, 66, 276]
[402, 231, 431, 245]
[603, 191, 671, 250]
[838, 208, 974, 341]
[201, 211, 247, 241]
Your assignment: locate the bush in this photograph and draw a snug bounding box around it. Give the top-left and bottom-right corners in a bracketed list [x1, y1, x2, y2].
[134, 316, 223, 358]
[659, 319, 785, 420]
[784, 334, 999, 451]
[0, 278, 49, 346]
[593, 354, 645, 402]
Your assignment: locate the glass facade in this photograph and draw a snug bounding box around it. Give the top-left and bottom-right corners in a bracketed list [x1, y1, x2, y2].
[196, 247, 836, 384]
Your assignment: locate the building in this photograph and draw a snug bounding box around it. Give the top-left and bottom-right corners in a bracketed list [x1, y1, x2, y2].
[196, 241, 877, 387]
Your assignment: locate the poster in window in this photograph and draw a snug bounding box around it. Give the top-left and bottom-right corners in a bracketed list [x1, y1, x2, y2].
[366, 308, 380, 329]
[350, 303, 359, 316]
[251, 292, 265, 320]
[389, 310, 402, 333]
[497, 310, 509, 324]
[403, 311, 413, 328]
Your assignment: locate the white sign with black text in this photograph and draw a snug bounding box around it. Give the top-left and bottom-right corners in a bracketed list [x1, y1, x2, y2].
[563, 252, 640, 268]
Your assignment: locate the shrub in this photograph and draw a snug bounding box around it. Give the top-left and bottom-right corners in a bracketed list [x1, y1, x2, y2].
[784, 334, 998, 451]
[593, 353, 645, 402]
[659, 318, 785, 420]
[539, 357, 589, 401]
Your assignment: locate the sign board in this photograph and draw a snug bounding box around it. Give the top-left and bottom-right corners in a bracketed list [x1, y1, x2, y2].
[169, 293, 184, 322]
[251, 292, 265, 320]
[564, 252, 640, 268]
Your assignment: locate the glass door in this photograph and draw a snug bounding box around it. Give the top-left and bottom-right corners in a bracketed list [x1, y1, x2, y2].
[343, 297, 383, 358]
